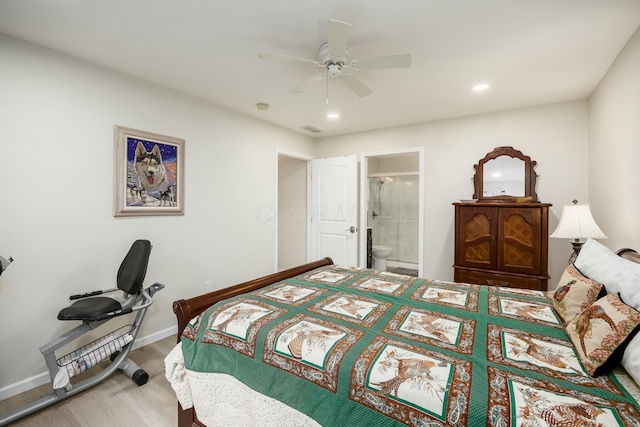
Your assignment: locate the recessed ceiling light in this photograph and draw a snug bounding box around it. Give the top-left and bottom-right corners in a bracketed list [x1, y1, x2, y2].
[327, 113, 340, 119]
[472, 84, 490, 91]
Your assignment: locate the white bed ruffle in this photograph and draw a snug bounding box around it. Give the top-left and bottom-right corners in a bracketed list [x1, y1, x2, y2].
[164, 343, 321, 427]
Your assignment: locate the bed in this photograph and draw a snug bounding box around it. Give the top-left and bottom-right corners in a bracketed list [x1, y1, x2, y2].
[166, 240, 640, 426]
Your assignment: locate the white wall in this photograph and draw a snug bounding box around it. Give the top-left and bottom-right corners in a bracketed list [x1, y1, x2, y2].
[588, 26, 640, 251]
[0, 35, 315, 392]
[317, 101, 590, 288]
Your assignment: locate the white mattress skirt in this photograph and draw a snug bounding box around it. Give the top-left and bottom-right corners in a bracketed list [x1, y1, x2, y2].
[166, 342, 640, 426]
[164, 343, 321, 427]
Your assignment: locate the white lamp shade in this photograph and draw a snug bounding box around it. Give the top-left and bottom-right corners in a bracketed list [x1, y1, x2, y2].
[550, 204, 607, 239]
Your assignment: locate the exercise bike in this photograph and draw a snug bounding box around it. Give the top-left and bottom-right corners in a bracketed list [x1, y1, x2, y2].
[0, 240, 164, 426]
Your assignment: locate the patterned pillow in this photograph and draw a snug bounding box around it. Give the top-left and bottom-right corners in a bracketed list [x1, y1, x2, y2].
[566, 294, 640, 376]
[552, 264, 605, 325]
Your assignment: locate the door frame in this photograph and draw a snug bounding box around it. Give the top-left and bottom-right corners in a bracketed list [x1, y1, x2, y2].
[359, 147, 425, 276]
[275, 149, 314, 272]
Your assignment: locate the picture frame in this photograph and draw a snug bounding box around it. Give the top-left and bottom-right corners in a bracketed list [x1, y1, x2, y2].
[114, 125, 184, 217]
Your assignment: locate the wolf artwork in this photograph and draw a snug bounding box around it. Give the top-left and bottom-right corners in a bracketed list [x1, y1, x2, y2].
[126, 139, 178, 207]
[135, 142, 167, 191]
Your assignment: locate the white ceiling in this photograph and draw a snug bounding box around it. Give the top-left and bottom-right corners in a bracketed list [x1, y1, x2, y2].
[1, 1, 639, 138]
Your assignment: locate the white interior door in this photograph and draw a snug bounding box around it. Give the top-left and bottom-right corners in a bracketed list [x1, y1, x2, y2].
[310, 156, 358, 266]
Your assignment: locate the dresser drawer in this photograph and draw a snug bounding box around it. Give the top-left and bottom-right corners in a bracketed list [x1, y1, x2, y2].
[455, 268, 546, 291]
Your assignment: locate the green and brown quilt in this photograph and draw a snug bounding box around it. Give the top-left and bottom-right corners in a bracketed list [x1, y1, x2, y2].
[180, 266, 640, 426]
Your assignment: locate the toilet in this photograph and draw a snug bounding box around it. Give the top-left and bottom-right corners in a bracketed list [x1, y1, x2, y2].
[372, 245, 393, 271]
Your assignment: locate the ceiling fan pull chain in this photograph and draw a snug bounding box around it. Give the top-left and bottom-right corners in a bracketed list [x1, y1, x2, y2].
[326, 74, 329, 105]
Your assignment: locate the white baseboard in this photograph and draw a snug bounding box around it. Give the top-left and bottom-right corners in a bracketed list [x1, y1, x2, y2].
[0, 325, 177, 401]
[0, 372, 51, 402]
[132, 325, 177, 350]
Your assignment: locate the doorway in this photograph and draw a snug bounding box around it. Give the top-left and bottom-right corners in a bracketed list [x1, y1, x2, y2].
[276, 149, 423, 276]
[276, 152, 358, 271]
[360, 148, 424, 277]
[276, 151, 311, 271]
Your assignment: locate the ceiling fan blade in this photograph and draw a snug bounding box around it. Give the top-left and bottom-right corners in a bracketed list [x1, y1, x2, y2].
[259, 52, 319, 66]
[351, 54, 412, 70]
[328, 19, 352, 57]
[341, 74, 372, 97]
[291, 74, 326, 93]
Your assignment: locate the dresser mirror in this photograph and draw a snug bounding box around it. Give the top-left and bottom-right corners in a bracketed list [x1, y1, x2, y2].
[472, 146, 538, 202]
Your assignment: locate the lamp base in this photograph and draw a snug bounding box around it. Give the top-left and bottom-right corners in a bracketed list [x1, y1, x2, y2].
[569, 240, 585, 264]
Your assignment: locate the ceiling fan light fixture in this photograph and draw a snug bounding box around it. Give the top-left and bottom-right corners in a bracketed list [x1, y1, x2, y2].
[327, 63, 341, 77]
[327, 113, 340, 119]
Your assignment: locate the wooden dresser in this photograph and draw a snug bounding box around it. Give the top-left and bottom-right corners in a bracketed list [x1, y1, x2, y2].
[453, 202, 551, 291]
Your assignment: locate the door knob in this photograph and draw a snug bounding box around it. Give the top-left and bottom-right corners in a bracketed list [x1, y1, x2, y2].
[345, 226, 357, 233]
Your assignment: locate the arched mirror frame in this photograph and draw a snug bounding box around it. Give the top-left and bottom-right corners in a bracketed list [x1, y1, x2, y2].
[472, 146, 539, 202]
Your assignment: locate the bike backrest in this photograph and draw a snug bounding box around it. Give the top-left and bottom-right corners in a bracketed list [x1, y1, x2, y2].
[117, 240, 152, 295]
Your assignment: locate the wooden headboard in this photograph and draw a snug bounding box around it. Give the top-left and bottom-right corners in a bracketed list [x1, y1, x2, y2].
[172, 257, 334, 341]
[616, 248, 640, 264]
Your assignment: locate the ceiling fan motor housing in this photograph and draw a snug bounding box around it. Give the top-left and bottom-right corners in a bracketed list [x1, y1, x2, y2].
[319, 42, 349, 77]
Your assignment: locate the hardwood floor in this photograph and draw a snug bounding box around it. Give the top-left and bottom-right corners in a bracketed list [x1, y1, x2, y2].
[0, 336, 179, 426]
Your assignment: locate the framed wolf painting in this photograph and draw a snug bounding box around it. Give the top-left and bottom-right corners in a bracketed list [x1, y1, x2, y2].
[114, 125, 185, 217]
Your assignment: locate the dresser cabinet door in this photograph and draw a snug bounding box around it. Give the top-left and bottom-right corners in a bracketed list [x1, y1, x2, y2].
[456, 206, 497, 270]
[498, 207, 541, 275]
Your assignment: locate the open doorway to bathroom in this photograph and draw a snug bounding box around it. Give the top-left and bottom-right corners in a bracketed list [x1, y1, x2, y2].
[360, 149, 424, 277]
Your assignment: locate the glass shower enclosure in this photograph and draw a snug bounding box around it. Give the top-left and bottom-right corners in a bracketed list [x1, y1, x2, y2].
[368, 174, 419, 269]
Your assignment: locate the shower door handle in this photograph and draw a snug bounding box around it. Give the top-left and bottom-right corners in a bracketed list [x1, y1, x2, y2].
[345, 226, 357, 233]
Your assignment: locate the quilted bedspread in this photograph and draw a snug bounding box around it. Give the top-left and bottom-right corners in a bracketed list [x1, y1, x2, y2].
[179, 266, 640, 426]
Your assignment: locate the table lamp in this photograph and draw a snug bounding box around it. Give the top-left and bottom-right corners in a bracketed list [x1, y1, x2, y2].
[550, 200, 606, 263]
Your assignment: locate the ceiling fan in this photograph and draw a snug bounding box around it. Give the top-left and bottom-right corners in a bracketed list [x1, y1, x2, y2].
[258, 19, 412, 98]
